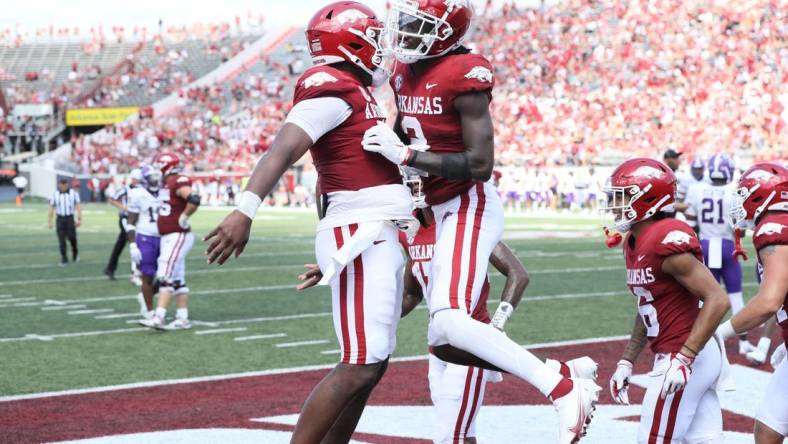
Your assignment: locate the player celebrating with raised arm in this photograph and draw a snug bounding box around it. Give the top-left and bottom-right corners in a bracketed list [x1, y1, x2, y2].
[126, 165, 162, 318]
[715, 162, 788, 444]
[140, 152, 200, 330]
[203, 3, 417, 443]
[361, 1, 600, 442]
[602, 158, 731, 444]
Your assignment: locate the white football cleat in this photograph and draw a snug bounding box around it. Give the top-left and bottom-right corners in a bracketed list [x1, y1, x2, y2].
[163, 318, 191, 330]
[130, 274, 143, 287]
[566, 357, 599, 381]
[139, 315, 164, 329]
[553, 378, 601, 444]
[738, 340, 756, 355]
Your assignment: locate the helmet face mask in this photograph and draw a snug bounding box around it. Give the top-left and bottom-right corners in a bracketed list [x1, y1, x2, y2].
[401, 166, 428, 208]
[383, 0, 472, 64]
[728, 162, 788, 229]
[140, 165, 162, 193]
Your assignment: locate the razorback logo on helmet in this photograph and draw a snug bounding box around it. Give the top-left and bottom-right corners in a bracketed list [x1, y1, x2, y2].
[177, 177, 189, 183]
[464, 66, 493, 83]
[746, 169, 774, 181]
[662, 230, 691, 246]
[445, 0, 470, 8]
[303, 72, 338, 89]
[756, 222, 786, 237]
[631, 166, 663, 179]
[334, 8, 369, 24]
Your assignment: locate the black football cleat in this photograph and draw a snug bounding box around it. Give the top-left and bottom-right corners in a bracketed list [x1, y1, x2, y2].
[103, 268, 116, 280]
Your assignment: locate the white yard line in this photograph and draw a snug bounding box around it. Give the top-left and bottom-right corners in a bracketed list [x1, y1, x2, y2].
[68, 309, 114, 315]
[95, 313, 139, 319]
[0, 334, 629, 402]
[0, 294, 12, 298]
[320, 349, 341, 355]
[234, 333, 287, 342]
[41, 304, 86, 311]
[0, 297, 35, 303]
[275, 339, 330, 348]
[0, 327, 146, 343]
[194, 327, 248, 335]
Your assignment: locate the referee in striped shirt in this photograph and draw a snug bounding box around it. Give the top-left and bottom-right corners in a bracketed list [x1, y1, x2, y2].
[48, 178, 82, 266]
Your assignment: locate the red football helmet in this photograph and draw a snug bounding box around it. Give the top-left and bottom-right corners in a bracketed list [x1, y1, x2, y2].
[384, 0, 473, 64]
[729, 162, 788, 229]
[306, 2, 386, 78]
[602, 158, 677, 233]
[153, 151, 180, 176]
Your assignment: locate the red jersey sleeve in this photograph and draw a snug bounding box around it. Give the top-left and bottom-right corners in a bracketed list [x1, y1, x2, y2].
[293, 67, 359, 106]
[398, 231, 410, 250]
[170, 175, 192, 192]
[653, 220, 702, 258]
[446, 54, 495, 100]
[753, 213, 788, 252]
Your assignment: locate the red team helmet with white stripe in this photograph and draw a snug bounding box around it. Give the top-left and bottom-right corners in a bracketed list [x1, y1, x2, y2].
[306, 2, 387, 79]
[729, 162, 788, 229]
[384, 0, 473, 64]
[603, 158, 677, 233]
[153, 151, 180, 176]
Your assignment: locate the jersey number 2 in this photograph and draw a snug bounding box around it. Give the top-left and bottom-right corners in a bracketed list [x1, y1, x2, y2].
[400, 116, 428, 146]
[700, 198, 724, 224]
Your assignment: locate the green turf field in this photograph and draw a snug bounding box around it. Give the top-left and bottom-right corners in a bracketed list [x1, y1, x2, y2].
[0, 203, 759, 397]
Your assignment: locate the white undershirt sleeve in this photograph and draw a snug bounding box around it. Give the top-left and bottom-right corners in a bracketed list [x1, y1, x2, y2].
[285, 97, 352, 143]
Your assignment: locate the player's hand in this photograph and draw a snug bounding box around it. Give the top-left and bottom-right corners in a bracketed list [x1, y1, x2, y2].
[609, 359, 633, 404]
[660, 353, 693, 399]
[771, 343, 786, 367]
[129, 243, 142, 264]
[178, 214, 191, 230]
[362, 122, 409, 165]
[203, 210, 252, 265]
[48, 221, 53, 230]
[490, 301, 514, 331]
[297, 264, 322, 290]
[75, 218, 81, 228]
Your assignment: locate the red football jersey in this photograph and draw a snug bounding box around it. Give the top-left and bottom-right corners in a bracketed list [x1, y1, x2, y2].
[391, 52, 495, 205]
[157, 174, 192, 235]
[398, 223, 490, 322]
[623, 218, 703, 354]
[752, 212, 788, 344]
[293, 66, 401, 194]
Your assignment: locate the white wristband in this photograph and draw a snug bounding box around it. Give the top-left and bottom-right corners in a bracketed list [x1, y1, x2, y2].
[716, 319, 736, 341]
[237, 190, 262, 220]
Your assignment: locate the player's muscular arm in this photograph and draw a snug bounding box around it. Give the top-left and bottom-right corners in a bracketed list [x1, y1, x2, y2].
[727, 245, 788, 333]
[176, 186, 198, 217]
[406, 92, 494, 181]
[662, 252, 731, 357]
[108, 197, 124, 211]
[205, 123, 313, 265]
[621, 313, 648, 364]
[488, 241, 529, 330]
[401, 260, 424, 318]
[126, 213, 139, 243]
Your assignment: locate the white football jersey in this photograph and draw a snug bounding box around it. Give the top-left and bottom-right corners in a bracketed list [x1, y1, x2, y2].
[685, 181, 735, 241]
[676, 170, 705, 201]
[127, 187, 160, 237]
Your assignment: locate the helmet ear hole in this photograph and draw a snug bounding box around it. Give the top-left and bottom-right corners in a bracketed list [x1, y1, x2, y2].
[348, 42, 363, 50]
[325, 9, 334, 19]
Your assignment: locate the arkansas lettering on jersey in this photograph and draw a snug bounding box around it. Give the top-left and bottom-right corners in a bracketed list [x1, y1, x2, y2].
[398, 223, 491, 322]
[752, 212, 788, 343]
[158, 174, 192, 235]
[392, 52, 495, 205]
[293, 66, 401, 194]
[623, 218, 703, 354]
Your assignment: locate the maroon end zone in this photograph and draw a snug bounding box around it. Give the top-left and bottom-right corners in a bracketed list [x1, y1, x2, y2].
[0, 337, 774, 443]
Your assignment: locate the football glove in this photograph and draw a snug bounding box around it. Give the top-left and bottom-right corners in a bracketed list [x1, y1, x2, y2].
[660, 352, 693, 399]
[609, 359, 633, 405]
[490, 301, 514, 330]
[362, 122, 409, 165]
[129, 242, 142, 264]
[178, 214, 191, 230]
[772, 343, 786, 367]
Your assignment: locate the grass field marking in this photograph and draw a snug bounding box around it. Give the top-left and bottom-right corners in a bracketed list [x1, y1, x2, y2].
[320, 349, 341, 355]
[68, 308, 115, 315]
[0, 334, 629, 403]
[275, 339, 330, 348]
[95, 313, 139, 319]
[41, 304, 87, 311]
[234, 333, 287, 342]
[0, 327, 147, 343]
[24, 334, 53, 341]
[190, 320, 220, 327]
[195, 327, 249, 335]
[0, 294, 12, 298]
[13, 302, 43, 307]
[0, 297, 36, 303]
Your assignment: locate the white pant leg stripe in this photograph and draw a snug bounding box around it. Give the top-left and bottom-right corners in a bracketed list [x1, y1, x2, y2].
[457, 187, 479, 314]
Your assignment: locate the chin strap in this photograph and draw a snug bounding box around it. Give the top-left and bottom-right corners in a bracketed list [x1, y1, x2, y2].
[603, 226, 623, 248]
[733, 229, 748, 262]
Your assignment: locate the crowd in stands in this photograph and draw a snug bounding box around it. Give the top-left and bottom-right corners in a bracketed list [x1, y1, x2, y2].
[6, 1, 787, 209]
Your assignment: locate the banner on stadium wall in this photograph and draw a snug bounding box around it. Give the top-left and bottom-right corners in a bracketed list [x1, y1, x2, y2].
[65, 107, 138, 126]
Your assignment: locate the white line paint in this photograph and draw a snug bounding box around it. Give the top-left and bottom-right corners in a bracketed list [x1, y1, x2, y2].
[190, 320, 220, 328]
[0, 297, 35, 303]
[194, 328, 248, 335]
[95, 313, 140, 319]
[0, 334, 629, 402]
[234, 333, 287, 342]
[13, 302, 42, 307]
[275, 339, 330, 348]
[0, 327, 146, 343]
[320, 349, 340, 355]
[68, 309, 114, 315]
[41, 304, 86, 311]
[46, 284, 297, 306]
[24, 334, 53, 341]
[0, 294, 12, 298]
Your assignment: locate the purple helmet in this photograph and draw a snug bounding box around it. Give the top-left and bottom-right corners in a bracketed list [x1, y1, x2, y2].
[690, 157, 705, 181]
[707, 153, 734, 183]
[140, 164, 162, 193]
